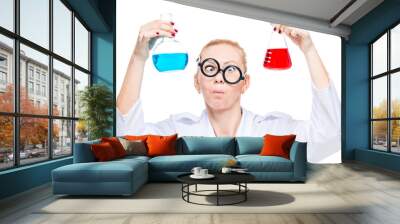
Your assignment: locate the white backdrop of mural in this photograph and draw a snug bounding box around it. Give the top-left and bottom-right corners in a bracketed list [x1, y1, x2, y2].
[116, 0, 342, 163]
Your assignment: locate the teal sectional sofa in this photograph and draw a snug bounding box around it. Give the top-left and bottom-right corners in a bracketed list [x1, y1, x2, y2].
[52, 136, 307, 196]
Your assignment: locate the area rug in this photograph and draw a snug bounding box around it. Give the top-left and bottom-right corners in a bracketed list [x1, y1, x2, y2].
[36, 183, 362, 214]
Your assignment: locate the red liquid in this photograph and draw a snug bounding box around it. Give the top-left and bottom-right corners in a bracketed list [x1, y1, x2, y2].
[263, 48, 292, 70]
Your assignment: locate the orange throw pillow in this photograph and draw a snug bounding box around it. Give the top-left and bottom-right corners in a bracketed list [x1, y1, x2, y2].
[124, 135, 149, 142]
[91, 142, 117, 161]
[259, 134, 296, 159]
[101, 137, 127, 158]
[146, 134, 178, 157]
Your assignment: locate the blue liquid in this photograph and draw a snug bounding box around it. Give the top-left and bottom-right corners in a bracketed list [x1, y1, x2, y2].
[152, 53, 188, 72]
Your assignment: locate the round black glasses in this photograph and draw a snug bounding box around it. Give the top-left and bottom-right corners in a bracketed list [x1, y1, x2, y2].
[197, 58, 245, 84]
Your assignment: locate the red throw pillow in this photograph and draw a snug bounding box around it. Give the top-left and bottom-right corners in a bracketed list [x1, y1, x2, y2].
[146, 134, 178, 157]
[259, 134, 296, 159]
[91, 142, 118, 161]
[101, 137, 127, 158]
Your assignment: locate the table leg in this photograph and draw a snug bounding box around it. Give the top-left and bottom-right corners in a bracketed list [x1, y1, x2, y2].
[217, 184, 219, 206]
[195, 184, 197, 192]
[245, 183, 247, 201]
[187, 184, 190, 202]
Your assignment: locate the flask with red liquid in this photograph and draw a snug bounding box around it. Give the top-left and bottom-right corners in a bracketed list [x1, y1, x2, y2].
[263, 30, 292, 70]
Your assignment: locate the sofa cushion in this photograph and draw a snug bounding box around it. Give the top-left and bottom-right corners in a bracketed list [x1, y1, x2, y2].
[177, 136, 236, 155]
[114, 155, 150, 163]
[236, 155, 293, 172]
[148, 154, 235, 172]
[52, 158, 148, 183]
[73, 139, 100, 163]
[236, 137, 264, 155]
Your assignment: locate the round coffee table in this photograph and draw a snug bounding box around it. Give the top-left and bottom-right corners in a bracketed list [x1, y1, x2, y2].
[177, 172, 255, 206]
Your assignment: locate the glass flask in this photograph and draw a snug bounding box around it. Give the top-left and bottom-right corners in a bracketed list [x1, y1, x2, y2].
[263, 30, 292, 70]
[151, 13, 188, 72]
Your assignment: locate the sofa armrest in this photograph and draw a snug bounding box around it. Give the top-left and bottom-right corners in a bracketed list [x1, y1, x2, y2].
[73, 140, 100, 163]
[289, 141, 307, 181]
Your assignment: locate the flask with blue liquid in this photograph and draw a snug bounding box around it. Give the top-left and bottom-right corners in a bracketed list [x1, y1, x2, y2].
[151, 13, 188, 72]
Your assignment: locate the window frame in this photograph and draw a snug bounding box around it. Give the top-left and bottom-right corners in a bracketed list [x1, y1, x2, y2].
[0, 0, 92, 171]
[370, 20, 400, 154]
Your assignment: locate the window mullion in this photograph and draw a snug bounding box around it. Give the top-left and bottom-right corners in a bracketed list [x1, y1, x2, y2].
[71, 11, 76, 155]
[48, 0, 53, 160]
[370, 45, 373, 149]
[388, 29, 391, 153]
[13, 0, 20, 167]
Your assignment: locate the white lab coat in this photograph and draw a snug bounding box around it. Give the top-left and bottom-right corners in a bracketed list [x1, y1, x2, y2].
[116, 80, 341, 145]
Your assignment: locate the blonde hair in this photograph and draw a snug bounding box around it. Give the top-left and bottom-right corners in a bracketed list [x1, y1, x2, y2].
[199, 39, 247, 72]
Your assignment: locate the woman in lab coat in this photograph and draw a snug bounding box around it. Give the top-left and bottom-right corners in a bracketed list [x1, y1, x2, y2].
[116, 20, 340, 144]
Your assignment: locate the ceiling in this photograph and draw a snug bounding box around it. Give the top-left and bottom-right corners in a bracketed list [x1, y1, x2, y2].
[165, 0, 384, 38]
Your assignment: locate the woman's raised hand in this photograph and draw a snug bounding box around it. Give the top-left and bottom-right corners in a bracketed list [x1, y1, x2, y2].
[133, 20, 177, 60]
[273, 24, 314, 54]
[273, 24, 330, 89]
[117, 20, 176, 114]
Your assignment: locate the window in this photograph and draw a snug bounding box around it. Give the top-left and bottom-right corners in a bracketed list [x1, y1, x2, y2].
[371, 22, 400, 154]
[0, 34, 13, 113]
[391, 24, 400, 70]
[0, 53, 8, 89]
[74, 69, 89, 118]
[36, 83, 40, 95]
[28, 67, 34, 80]
[0, 71, 6, 85]
[35, 70, 40, 81]
[0, 0, 14, 32]
[53, 119, 72, 158]
[0, 54, 7, 67]
[20, 0, 49, 49]
[53, 59, 72, 117]
[372, 34, 387, 77]
[74, 69, 89, 142]
[0, 116, 13, 170]
[0, 0, 91, 170]
[53, 0, 72, 60]
[28, 81, 34, 94]
[19, 117, 49, 165]
[42, 85, 46, 97]
[0, 53, 7, 88]
[75, 18, 89, 70]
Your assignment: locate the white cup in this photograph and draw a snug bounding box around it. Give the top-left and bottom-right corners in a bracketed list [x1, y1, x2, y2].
[191, 167, 202, 176]
[221, 167, 232, 174]
[200, 169, 208, 176]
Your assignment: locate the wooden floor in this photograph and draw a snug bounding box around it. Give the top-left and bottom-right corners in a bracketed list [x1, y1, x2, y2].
[1, 162, 400, 224]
